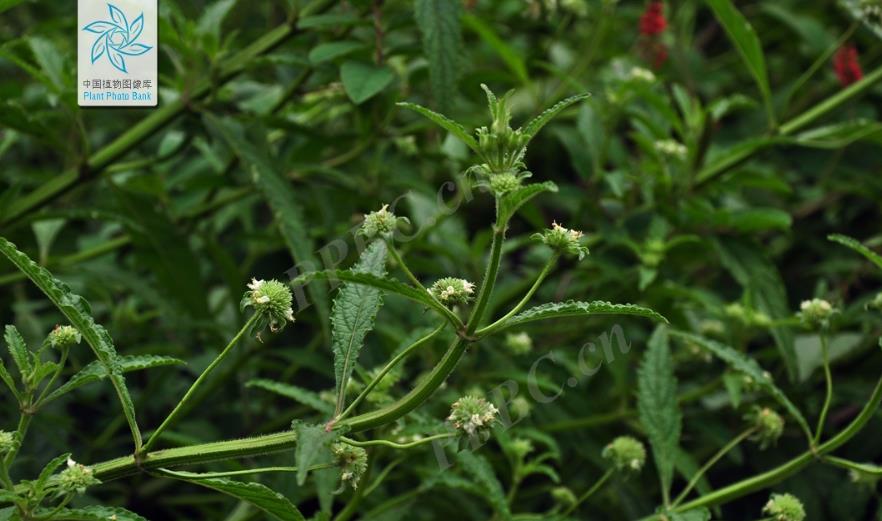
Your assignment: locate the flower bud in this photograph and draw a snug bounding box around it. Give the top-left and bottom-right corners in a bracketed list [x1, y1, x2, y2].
[762, 493, 806, 521]
[332, 443, 368, 490]
[241, 278, 295, 333]
[532, 222, 589, 260]
[551, 486, 577, 508]
[510, 395, 532, 419]
[448, 395, 499, 436]
[509, 438, 534, 459]
[654, 139, 687, 160]
[360, 204, 407, 239]
[46, 325, 82, 350]
[602, 436, 646, 472]
[746, 407, 784, 449]
[429, 277, 475, 306]
[504, 332, 533, 356]
[0, 431, 15, 454]
[724, 303, 771, 328]
[797, 298, 835, 328]
[58, 457, 101, 495]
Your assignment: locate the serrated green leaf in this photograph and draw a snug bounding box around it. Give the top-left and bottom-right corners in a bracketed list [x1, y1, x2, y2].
[50, 506, 148, 521]
[293, 421, 335, 486]
[705, 0, 771, 115]
[521, 93, 590, 139]
[638, 326, 680, 504]
[671, 331, 812, 440]
[168, 477, 305, 521]
[0, 358, 19, 401]
[456, 451, 512, 521]
[205, 115, 329, 337]
[828, 234, 882, 272]
[247, 379, 333, 415]
[500, 300, 667, 330]
[396, 101, 479, 152]
[331, 240, 387, 415]
[43, 355, 184, 404]
[340, 61, 394, 104]
[0, 237, 142, 449]
[414, 0, 462, 112]
[497, 181, 558, 224]
[3, 324, 31, 381]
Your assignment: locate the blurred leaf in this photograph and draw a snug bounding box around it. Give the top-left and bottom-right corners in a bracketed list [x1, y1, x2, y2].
[638, 326, 680, 503]
[497, 181, 558, 223]
[456, 451, 512, 520]
[462, 13, 527, 85]
[671, 331, 812, 440]
[670, 508, 711, 521]
[705, 0, 771, 114]
[44, 355, 184, 403]
[829, 234, 882, 272]
[331, 240, 387, 415]
[31, 218, 66, 264]
[0, 0, 28, 15]
[169, 477, 305, 521]
[795, 333, 864, 382]
[792, 120, 882, 148]
[340, 61, 394, 104]
[414, 0, 462, 112]
[28, 36, 65, 92]
[308, 41, 364, 64]
[197, 0, 237, 40]
[247, 379, 334, 415]
[522, 93, 590, 139]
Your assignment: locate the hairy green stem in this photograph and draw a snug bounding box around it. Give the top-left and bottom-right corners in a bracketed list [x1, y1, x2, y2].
[337, 322, 446, 421]
[467, 213, 506, 335]
[562, 469, 613, 517]
[477, 254, 558, 337]
[814, 332, 833, 444]
[672, 370, 882, 513]
[141, 314, 257, 454]
[672, 427, 755, 507]
[340, 433, 456, 450]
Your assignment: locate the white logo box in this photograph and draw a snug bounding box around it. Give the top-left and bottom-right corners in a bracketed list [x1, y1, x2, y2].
[78, 0, 157, 107]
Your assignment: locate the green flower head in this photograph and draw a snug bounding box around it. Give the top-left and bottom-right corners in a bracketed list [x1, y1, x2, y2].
[58, 457, 101, 495]
[333, 443, 368, 490]
[241, 278, 295, 334]
[46, 325, 82, 350]
[429, 277, 475, 306]
[360, 204, 408, 239]
[797, 298, 836, 328]
[762, 493, 806, 521]
[504, 331, 533, 355]
[532, 222, 589, 260]
[0, 431, 15, 454]
[746, 407, 785, 449]
[602, 436, 646, 472]
[448, 395, 499, 436]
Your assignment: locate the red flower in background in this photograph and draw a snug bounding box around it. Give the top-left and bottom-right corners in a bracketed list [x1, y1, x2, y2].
[833, 45, 863, 87]
[640, 1, 667, 36]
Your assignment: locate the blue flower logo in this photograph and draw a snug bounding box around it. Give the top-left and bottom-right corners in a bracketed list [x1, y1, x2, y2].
[82, 3, 152, 73]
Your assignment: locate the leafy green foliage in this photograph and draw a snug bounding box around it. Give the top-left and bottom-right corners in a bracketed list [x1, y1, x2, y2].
[293, 421, 335, 487]
[169, 477, 306, 521]
[637, 326, 681, 504]
[414, 0, 463, 112]
[246, 379, 334, 415]
[502, 300, 668, 330]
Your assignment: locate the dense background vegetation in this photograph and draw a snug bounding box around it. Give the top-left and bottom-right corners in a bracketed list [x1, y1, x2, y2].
[1, 0, 882, 519]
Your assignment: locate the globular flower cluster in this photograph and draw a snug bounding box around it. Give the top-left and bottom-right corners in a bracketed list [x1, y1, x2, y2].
[448, 395, 499, 436]
[0, 430, 15, 454]
[833, 45, 863, 87]
[762, 493, 806, 521]
[654, 139, 687, 161]
[746, 407, 784, 449]
[58, 457, 101, 495]
[241, 279, 295, 334]
[602, 436, 646, 472]
[532, 222, 589, 260]
[360, 204, 408, 239]
[724, 302, 772, 328]
[333, 443, 368, 490]
[797, 298, 836, 329]
[504, 331, 533, 355]
[46, 324, 81, 350]
[429, 277, 475, 306]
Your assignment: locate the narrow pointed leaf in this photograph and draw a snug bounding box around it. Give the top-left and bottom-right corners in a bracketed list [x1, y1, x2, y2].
[0, 237, 142, 449]
[637, 326, 681, 503]
[497, 181, 558, 224]
[3, 324, 31, 380]
[160, 478, 305, 521]
[44, 355, 185, 404]
[501, 300, 667, 330]
[331, 240, 387, 415]
[396, 102, 479, 152]
[51, 506, 148, 521]
[521, 93, 591, 139]
[828, 234, 882, 272]
[247, 379, 334, 415]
